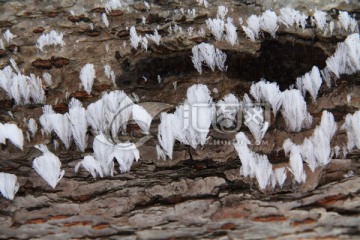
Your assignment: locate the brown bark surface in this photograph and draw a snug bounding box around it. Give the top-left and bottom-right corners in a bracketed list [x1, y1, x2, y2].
[0, 0, 360, 239]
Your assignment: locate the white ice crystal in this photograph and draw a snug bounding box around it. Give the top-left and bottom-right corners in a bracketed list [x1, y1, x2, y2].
[105, 0, 122, 13]
[320, 67, 333, 87]
[191, 43, 227, 74]
[86, 99, 105, 134]
[156, 144, 166, 161]
[67, 98, 88, 152]
[217, 6, 228, 20]
[254, 154, 273, 190]
[129, 26, 143, 49]
[300, 137, 316, 171]
[250, 79, 283, 116]
[278, 8, 307, 29]
[234, 132, 273, 190]
[140, 37, 148, 51]
[295, 12, 308, 29]
[342, 111, 360, 151]
[260, 10, 278, 38]
[338, 11, 358, 32]
[0, 172, 19, 200]
[10, 73, 30, 104]
[243, 95, 269, 145]
[0, 66, 13, 94]
[33, 145, 65, 188]
[3, 29, 15, 43]
[10, 58, 19, 73]
[40, 108, 72, 149]
[185, 84, 213, 147]
[206, 18, 225, 41]
[326, 43, 348, 78]
[93, 134, 114, 176]
[312, 127, 333, 166]
[86, 91, 150, 140]
[102, 13, 109, 28]
[274, 167, 287, 188]
[75, 156, 103, 179]
[242, 15, 260, 41]
[131, 104, 152, 134]
[80, 63, 95, 94]
[281, 89, 312, 132]
[196, 0, 209, 8]
[344, 33, 360, 72]
[92, 134, 140, 175]
[42, 72, 53, 86]
[242, 26, 256, 42]
[234, 132, 255, 178]
[158, 112, 180, 159]
[39, 105, 55, 135]
[339, 11, 351, 31]
[326, 33, 360, 78]
[27, 74, 46, 103]
[112, 141, 140, 173]
[104, 64, 116, 85]
[278, 7, 299, 28]
[313, 10, 327, 31]
[284, 111, 336, 172]
[296, 66, 323, 101]
[102, 90, 134, 138]
[146, 29, 162, 46]
[300, 110, 336, 171]
[157, 84, 213, 158]
[329, 21, 335, 35]
[27, 118, 38, 137]
[318, 110, 337, 140]
[225, 18, 237, 46]
[216, 93, 241, 129]
[0, 122, 24, 150]
[36, 30, 65, 52]
[287, 144, 306, 184]
[0, 63, 46, 105]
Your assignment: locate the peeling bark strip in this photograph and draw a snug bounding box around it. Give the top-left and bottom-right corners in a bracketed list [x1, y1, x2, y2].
[1, 0, 360, 239]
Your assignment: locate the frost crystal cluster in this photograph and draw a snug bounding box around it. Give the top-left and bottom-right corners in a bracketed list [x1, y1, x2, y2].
[129, 26, 148, 50]
[80, 63, 96, 94]
[206, 18, 225, 41]
[0, 60, 46, 105]
[104, 0, 122, 13]
[3, 29, 15, 43]
[234, 133, 287, 190]
[0, 122, 24, 150]
[283, 111, 337, 177]
[260, 10, 279, 38]
[146, 30, 162, 46]
[32, 145, 65, 188]
[158, 84, 213, 159]
[36, 30, 65, 52]
[243, 94, 269, 145]
[325, 33, 360, 79]
[191, 43, 227, 74]
[0, 173, 19, 200]
[76, 134, 140, 178]
[296, 66, 323, 101]
[39, 90, 152, 151]
[281, 89, 312, 132]
[250, 79, 283, 116]
[342, 111, 360, 152]
[216, 94, 241, 129]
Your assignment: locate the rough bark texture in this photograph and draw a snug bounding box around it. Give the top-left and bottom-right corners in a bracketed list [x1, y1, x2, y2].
[0, 0, 360, 239]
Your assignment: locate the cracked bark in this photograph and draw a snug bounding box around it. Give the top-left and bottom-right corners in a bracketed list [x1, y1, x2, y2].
[1, 0, 360, 239]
